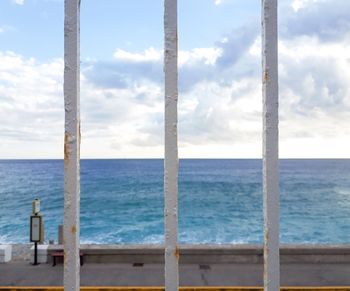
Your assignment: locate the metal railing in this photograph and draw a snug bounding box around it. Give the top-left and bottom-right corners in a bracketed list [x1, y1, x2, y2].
[63, 1, 279, 291]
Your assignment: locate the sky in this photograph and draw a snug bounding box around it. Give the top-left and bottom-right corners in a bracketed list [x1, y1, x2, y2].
[1, 0, 350, 158]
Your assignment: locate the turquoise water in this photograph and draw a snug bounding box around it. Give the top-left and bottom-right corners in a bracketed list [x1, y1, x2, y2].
[1, 159, 350, 244]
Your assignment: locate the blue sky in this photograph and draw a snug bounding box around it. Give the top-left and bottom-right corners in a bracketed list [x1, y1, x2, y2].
[0, 0, 259, 60]
[1, 0, 350, 158]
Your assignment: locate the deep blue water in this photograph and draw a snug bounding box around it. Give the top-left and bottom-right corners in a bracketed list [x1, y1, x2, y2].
[1, 159, 350, 244]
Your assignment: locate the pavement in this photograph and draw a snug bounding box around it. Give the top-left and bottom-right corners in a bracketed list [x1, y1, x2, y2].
[1, 261, 350, 287]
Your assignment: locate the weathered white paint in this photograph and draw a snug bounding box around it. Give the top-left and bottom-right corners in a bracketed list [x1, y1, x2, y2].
[64, 0, 80, 290]
[164, 0, 179, 290]
[262, 0, 280, 291]
[0, 245, 12, 263]
[30, 244, 48, 264]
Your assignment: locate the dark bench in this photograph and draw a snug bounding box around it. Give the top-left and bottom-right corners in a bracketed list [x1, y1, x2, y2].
[51, 251, 84, 266]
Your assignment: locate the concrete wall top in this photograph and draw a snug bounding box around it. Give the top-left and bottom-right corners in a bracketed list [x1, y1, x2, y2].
[48, 244, 350, 255]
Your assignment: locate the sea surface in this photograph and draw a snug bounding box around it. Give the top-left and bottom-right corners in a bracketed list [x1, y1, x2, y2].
[1, 159, 350, 244]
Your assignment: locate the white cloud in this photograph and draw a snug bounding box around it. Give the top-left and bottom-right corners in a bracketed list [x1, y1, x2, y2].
[12, 0, 24, 5]
[0, 25, 12, 34]
[213, 0, 233, 6]
[113, 47, 221, 66]
[291, 0, 324, 12]
[283, 0, 350, 42]
[0, 52, 63, 158]
[179, 48, 221, 66]
[113, 47, 161, 63]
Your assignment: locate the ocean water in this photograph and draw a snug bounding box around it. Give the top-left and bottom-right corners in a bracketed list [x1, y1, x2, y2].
[1, 159, 350, 244]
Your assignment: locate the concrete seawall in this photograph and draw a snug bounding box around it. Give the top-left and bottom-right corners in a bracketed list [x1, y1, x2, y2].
[2, 244, 350, 286]
[48, 244, 350, 264]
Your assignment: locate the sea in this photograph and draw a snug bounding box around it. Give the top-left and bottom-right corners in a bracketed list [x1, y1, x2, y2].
[1, 159, 350, 245]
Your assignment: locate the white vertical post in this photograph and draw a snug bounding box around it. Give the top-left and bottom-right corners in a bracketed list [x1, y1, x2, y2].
[262, 0, 280, 291]
[164, 0, 179, 290]
[64, 0, 80, 291]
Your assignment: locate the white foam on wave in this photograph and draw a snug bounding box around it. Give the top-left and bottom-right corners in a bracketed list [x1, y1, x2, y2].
[0, 233, 21, 244]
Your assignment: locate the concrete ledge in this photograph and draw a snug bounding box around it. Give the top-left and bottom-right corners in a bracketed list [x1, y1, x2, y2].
[1, 287, 350, 291]
[30, 245, 48, 264]
[0, 245, 12, 263]
[46, 244, 350, 264]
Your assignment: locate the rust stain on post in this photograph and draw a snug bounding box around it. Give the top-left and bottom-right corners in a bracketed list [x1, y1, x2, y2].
[63, 250, 68, 268]
[71, 226, 77, 234]
[264, 71, 269, 83]
[64, 132, 70, 162]
[175, 246, 180, 261]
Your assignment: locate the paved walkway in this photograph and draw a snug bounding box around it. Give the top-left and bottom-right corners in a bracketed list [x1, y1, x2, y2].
[1, 262, 350, 286]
